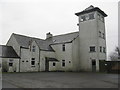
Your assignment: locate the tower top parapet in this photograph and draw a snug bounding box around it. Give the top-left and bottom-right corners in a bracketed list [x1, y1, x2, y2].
[75, 5, 107, 17]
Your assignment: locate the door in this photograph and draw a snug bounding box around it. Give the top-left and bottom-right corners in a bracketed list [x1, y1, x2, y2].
[45, 58, 49, 71]
[92, 60, 96, 72]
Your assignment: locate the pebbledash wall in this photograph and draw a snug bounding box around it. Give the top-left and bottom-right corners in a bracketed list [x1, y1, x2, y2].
[4, 5, 107, 72]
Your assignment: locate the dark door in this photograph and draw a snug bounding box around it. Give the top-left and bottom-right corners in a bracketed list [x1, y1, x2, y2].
[92, 60, 96, 72]
[45, 59, 49, 71]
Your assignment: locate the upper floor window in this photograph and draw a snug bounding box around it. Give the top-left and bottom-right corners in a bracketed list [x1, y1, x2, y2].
[81, 16, 86, 21]
[62, 44, 65, 51]
[99, 31, 101, 37]
[32, 46, 36, 52]
[98, 14, 100, 20]
[100, 46, 102, 52]
[101, 16, 104, 22]
[90, 46, 95, 52]
[89, 13, 94, 20]
[103, 47, 106, 53]
[102, 33, 105, 39]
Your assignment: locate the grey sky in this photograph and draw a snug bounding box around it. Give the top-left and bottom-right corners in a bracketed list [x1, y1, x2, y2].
[0, 0, 118, 60]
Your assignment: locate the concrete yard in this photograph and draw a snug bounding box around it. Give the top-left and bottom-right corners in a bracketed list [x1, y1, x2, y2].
[2, 72, 119, 88]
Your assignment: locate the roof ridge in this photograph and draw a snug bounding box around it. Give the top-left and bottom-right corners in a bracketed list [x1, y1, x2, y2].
[53, 31, 79, 37]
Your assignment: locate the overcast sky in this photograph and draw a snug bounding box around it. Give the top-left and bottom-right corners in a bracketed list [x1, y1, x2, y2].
[0, 0, 118, 60]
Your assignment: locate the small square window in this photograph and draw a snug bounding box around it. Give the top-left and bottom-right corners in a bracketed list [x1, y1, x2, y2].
[89, 13, 94, 20]
[90, 46, 95, 52]
[9, 63, 13, 66]
[81, 16, 86, 21]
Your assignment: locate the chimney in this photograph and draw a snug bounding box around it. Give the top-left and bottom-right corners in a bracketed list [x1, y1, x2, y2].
[46, 32, 53, 39]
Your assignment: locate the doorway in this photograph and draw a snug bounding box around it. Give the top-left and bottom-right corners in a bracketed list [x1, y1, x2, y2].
[92, 60, 96, 72]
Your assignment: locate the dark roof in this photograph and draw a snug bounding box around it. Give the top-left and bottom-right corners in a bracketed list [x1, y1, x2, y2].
[0, 45, 20, 58]
[12, 31, 79, 51]
[75, 5, 107, 17]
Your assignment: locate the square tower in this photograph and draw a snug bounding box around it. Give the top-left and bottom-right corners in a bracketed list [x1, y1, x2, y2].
[75, 5, 107, 72]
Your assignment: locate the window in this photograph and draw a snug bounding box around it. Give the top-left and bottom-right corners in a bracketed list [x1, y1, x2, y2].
[99, 31, 101, 37]
[31, 58, 35, 66]
[69, 61, 71, 63]
[62, 44, 65, 51]
[89, 13, 94, 20]
[102, 33, 105, 39]
[32, 58, 35, 60]
[32, 46, 36, 52]
[100, 46, 102, 52]
[101, 17, 104, 22]
[90, 46, 95, 52]
[98, 14, 100, 20]
[31, 61, 35, 66]
[9, 62, 13, 66]
[53, 62, 56, 66]
[92, 60, 96, 65]
[103, 47, 106, 53]
[81, 16, 86, 21]
[62, 60, 65, 67]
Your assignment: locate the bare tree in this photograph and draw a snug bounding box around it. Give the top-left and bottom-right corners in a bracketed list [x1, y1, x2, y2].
[109, 47, 120, 61]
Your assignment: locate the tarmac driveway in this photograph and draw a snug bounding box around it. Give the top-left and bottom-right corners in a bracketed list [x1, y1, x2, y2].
[2, 72, 119, 88]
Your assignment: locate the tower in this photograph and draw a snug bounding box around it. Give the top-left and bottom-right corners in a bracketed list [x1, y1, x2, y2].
[75, 5, 107, 71]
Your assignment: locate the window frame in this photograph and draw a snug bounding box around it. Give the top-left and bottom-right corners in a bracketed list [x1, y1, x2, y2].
[62, 44, 65, 51]
[53, 62, 56, 66]
[32, 45, 36, 52]
[62, 60, 65, 67]
[90, 46, 96, 52]
[100, 46, 102, 52]
[89, 13, 95, 20]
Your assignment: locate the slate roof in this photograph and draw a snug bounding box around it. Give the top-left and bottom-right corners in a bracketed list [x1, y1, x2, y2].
[45, 57, 59, 62]
[75, 5, 107, 17]
[0, 45, 20, 58]
[12, 31, 79, 51]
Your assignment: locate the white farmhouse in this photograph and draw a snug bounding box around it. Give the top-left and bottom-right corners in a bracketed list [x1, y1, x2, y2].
[2, 5, 107, 72]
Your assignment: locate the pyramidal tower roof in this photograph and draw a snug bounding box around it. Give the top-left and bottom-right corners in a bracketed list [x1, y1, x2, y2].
[75, 5, 107, 17]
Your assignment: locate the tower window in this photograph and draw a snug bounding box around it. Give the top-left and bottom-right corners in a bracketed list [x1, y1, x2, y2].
[81, 16, 86, 21]
[53, 62, 56, 66]
[100, 46, 102, 52]
[103, 47, 106, 53]
[103, 33, 105, 39]
[62, 44, 65, 51]
[99, 31, 101, 37]
[32, 46, 36, 52]
[62, 60, 65, 67]
[90, 46, 95, 52]
[98, 14, 100, 20]
[89, 13, 94, 19]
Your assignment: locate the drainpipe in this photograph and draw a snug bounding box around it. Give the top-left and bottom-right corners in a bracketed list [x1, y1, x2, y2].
[38, 49, 40, 72]
[19, 46, 21, 72]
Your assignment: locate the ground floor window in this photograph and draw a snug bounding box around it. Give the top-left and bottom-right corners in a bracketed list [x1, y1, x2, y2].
[53, 62, 56, 66]
[31, 58, 35, 67]
[62, 60, 65, 67]
[9, 62, 13, 66]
